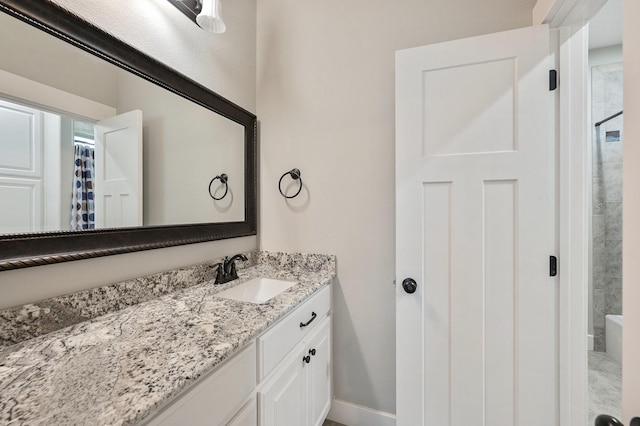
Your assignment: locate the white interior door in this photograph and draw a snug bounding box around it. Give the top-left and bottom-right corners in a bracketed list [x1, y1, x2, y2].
[0, 99, 43, 233]
[396, 25, 557, 426]
[94, 109, 143, 228]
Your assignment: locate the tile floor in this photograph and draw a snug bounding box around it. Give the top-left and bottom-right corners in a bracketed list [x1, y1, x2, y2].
[588, 350, 622, 424]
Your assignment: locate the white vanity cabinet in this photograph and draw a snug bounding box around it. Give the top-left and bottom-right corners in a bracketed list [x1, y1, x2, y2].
[142, 284, 332, 426]
[257, 286, 332, 426]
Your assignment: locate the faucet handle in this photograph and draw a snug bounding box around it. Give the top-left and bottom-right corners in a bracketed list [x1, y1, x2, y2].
[229, 262, 238, 277]
[214, 262, 224, 284]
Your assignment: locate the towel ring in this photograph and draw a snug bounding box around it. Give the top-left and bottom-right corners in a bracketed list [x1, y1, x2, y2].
[279, 168, 303, 199]
[208, 173, 229, 200]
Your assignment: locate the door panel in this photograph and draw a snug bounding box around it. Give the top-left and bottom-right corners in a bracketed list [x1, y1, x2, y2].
[94, 109, 142, 228]
[0, 99, 42, 178]
[0, 178, 41, 233]
[483, 180, 517, 423]
[0, 99, 43, 233]
[422, 58, 517, 155]
[396, 25, 556, 426]
[421, 182, 453, 424]
[258, 343, 306, 426]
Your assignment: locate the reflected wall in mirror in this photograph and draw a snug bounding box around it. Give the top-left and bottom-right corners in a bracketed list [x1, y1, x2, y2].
[0, 0, 257, 270]
[0, 9, 245, 233]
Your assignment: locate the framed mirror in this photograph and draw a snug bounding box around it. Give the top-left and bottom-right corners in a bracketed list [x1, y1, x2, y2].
[0, 0, 257, 271]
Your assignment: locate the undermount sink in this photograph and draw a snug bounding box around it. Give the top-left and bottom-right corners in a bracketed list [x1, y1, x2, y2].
[214, 277, 298, 304]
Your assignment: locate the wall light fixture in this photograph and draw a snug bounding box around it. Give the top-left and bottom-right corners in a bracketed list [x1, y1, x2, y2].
[167, 0, 226, 33]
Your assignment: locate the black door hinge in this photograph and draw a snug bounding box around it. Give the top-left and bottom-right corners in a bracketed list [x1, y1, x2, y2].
[550, 256, 558, 277]
[549, 70, 558, 91]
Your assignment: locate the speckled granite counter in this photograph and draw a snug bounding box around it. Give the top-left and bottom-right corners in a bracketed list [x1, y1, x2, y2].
[0, 251, 335, 425]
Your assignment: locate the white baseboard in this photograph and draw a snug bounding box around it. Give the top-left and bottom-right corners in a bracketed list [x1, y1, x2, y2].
[588, 334, 594, 351]
[326, 398, 396, 426]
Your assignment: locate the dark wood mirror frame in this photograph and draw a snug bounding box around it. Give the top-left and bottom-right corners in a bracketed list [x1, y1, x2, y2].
[0, 0, 257, 271]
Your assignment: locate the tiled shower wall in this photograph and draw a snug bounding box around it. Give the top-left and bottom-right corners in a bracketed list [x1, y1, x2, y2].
[592, 62, 623, 352]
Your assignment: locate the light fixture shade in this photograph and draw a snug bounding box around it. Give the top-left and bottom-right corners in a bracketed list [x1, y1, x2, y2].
[197, 0, 226, 33]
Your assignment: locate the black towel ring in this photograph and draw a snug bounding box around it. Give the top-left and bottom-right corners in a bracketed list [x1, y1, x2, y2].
[208, 173, 229, 200]
[278, 168, 303, 199]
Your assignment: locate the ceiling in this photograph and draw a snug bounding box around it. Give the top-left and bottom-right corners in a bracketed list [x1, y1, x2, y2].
[589, 0, 623, 50]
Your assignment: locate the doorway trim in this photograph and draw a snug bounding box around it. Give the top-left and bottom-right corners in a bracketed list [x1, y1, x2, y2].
[555, 24, 590, 426]
[539, 0, 610, 425]
[534, 0, 606, 28]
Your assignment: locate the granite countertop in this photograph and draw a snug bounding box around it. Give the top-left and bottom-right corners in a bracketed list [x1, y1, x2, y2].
[0, 252, 336, 425]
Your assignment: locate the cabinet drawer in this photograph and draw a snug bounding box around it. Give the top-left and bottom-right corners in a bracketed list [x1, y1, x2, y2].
[258, 285, 331, 381]
[147, 342, 257, 426]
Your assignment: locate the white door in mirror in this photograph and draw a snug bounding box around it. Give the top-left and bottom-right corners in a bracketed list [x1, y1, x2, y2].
[0, 99, 43, 234]
[94, 109, 142, 228]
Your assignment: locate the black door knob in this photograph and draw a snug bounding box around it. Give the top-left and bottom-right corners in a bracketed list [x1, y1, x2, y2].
[402, 278, 417, 294]
[595, 414, 624, 426]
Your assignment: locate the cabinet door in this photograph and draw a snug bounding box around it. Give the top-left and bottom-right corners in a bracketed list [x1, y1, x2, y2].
[258, 343, 306, 426]
[147, 343, 256, 426]
[306, 317, 331, 426]
[227, 399, 256, 426]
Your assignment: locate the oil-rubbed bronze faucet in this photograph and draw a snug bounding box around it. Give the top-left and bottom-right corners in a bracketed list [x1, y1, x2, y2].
[214, 254, 248, 284]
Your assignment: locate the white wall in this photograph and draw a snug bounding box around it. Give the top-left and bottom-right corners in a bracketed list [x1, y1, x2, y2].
[42, 113, 63, 231]
[115, 72, 246, 226]
[622, 0, 640, 421]
[0, 0, 257, 309]
[257, 0, 535, 415]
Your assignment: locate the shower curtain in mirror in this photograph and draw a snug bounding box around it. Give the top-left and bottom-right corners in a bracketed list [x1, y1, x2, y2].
[71, 143, 95, 230]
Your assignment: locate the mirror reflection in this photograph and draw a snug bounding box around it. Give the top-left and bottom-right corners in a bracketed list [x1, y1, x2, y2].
[0, 9, 245, 235]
